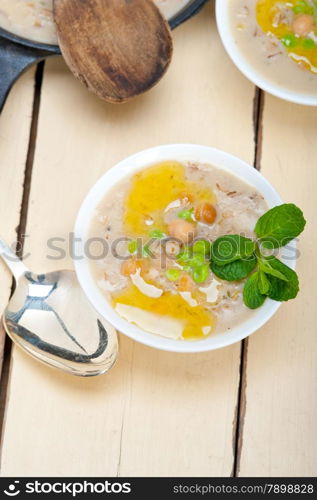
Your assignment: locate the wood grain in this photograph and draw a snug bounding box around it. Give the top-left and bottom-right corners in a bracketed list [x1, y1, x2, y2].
[54, 0, 173, 102]
[0, 69, 36, 375]
[0, 3, 256, 476]
[239, 96, 317, 477]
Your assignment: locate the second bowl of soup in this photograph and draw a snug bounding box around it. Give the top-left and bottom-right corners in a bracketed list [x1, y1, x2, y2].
[217, 0, 317, 105]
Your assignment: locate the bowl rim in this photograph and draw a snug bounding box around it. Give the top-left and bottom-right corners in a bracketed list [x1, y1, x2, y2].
[215, 0, 317, 106]
[74, 144, 294, 353]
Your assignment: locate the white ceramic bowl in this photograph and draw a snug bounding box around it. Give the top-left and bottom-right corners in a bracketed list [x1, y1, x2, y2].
[74, 144, 292, 353]
[216, 0, 317, 106]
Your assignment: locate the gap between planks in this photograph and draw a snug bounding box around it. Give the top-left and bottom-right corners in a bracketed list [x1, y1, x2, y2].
[0, 70, 265, 475]
[231, 86, 265, 477]
[0, 62, 45, 450]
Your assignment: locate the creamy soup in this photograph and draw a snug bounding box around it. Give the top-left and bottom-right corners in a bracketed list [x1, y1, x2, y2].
[0, 0, 191, 45]
[230, 0, 317, 95]
[0, 0, 56, 44]
[88, 161, 268, 341]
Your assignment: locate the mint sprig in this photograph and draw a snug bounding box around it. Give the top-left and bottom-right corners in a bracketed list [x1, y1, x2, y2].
[243, 272, 267, 310]
[211, 255, 257, 281]
[255, 203, 306, 249]
[257, 271, 271, 295]
[264, 257, 299, 301]
[209, 203, 306, 309]
[211, 235, 256, 266]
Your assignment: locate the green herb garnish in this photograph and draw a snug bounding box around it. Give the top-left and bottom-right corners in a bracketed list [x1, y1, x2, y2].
[255, 203, 306, 248]
[209, 203, 306, 309]
[211, 235, 256, 266]
[128, 240, 137, 254]
[149, 229, 166, 239]
[192, 264, 210, 284]
[263, 257, 299, 301]
[142, 244, 152, 257]
[293, 0, 314, 15]
[211, 255, 257, 282]
[257, 270, 271, 295]
[176, 248, 193, 264]
[176, 241, 211, 284]
[257, 253, 288, 281]
[166, 268, 181, 282]
[303, 38, 315, 49]
[190, 253, 206, 268]
[281, 34, 298, 48]
[177, 208, 194, 221]
[243, 272, 267, 310]
[192, 239, 211, 258]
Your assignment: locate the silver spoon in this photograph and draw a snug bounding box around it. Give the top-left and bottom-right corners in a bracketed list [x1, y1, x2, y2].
[0, 239, 118, 377]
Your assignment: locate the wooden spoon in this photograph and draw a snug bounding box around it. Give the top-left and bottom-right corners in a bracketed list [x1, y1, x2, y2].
[53, 0, 173, 103]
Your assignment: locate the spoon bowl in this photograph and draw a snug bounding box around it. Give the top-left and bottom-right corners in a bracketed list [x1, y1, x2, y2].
[53, 0, 173, 103]
[0, 240, 118, 377]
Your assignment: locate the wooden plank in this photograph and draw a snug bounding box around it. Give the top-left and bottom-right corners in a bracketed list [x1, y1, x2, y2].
[1, 4, 256, 477]
[239, 95, 317, 477]
[0, 70, 35, 374]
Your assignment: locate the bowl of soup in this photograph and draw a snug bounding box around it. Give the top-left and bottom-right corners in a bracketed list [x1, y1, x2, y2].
[74, 144, 292, 353]
[216, 0, 317, 105]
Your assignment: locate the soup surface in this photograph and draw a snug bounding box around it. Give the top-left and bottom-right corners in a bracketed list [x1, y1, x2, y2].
[230, 0, 317, 95]
[89, 161, 268, 341]
[0, 0, 191, 44]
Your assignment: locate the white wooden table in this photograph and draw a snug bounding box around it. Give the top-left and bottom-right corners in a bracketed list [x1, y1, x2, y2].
[0, 2, 316, 477]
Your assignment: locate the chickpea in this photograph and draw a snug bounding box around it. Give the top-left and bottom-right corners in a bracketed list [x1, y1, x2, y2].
[164, 240, 181, 257]
[121, 259, 137, 276]
[168, 219, 196, 243]
[195, 202, 217, 224]
[292, 14, 315, 37]
[121, 258, 146, 276]
[178, 273, 194, 292]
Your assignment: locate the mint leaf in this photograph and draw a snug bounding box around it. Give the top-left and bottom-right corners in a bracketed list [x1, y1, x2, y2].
[255, 204, 306, 248]
[258, 256, 289, 282]
[211, 235, 256, 266]
[258, 271, 271, 295]
[264, 257, 299, 301]
[243, 272, 267, 309]
[211, 255, 257, 281]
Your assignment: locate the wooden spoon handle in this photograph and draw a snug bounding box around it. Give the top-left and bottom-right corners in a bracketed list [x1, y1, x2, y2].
[53, 0, 173, 103]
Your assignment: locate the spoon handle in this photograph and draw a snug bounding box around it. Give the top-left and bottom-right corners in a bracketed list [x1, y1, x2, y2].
[0, 239, 28, 281]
